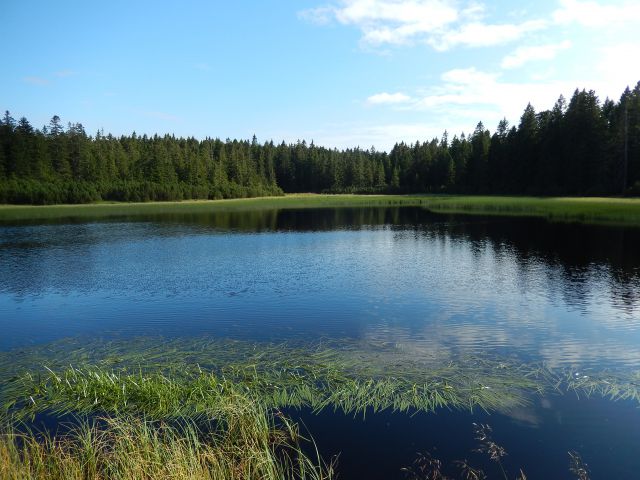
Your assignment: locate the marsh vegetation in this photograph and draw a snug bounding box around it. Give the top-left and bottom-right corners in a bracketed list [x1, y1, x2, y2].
[2, 337, 634, 478]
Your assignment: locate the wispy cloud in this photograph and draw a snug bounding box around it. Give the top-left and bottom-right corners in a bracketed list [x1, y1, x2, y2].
[23, 76, 50, 86]
[298, 6, 335, 25]
[366, 92, 412, 105]
[501, 40, 572, 69]
[429, 19, 546, 51]
[300, 0, 546, 51]
[370, 67, 576, 132]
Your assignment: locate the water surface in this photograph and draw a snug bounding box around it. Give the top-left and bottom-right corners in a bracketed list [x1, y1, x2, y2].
[1, 206, 639, 478]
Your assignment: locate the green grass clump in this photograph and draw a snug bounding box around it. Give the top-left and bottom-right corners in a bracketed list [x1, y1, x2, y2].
[1, 194, 639, 226]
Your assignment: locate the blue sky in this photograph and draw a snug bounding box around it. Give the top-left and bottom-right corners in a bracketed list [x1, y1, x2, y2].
[2, 0, 639, 150]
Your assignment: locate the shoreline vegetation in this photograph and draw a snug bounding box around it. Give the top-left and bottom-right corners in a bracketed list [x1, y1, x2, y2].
[0, 337, 638, 479]
[1, 194, 640, 226]
[1, 83, 640, 206]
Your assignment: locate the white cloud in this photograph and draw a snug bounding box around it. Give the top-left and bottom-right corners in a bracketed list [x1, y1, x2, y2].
[501, 40, 572, 69]
[333, 0, 458, 29]
[300, 0, 640, 148]
[341, 0, 459, 47]
[298, 6, 335, 25]
[395, 67, 577, 132]
[366, 92, 412, 105]
[301, 0, 547, 50]
[553, 0, 640, 27]
[594, 43, 640, 97]
[429, 19, 547, 51]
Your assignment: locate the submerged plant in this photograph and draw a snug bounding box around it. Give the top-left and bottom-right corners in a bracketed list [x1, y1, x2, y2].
[403, 425, 593, 480]
[473, 423, 508, 479]
[568, 451, 590, 480]
[455, 460, 486, 480]
[402, 451, 450, 480]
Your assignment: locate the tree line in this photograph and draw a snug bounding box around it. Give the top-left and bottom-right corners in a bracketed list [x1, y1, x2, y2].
[1, 82, 639, 204]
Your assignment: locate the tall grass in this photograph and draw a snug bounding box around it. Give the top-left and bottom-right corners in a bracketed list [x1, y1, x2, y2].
[1, 401, 333, 479]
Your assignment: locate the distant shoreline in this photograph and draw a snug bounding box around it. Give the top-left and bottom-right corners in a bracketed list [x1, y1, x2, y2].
[1, 194, 640, 227]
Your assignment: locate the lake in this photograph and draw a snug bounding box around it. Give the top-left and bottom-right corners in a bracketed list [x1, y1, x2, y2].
[1, 206, 639, 478]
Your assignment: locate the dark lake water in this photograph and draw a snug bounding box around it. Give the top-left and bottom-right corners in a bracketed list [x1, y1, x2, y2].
[1, 206, 640, 478]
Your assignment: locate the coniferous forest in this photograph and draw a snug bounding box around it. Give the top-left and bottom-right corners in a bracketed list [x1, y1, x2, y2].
[1, 83, 639, 204]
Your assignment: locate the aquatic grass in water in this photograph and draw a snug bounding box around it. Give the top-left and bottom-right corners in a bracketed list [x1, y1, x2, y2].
[402, 423, 591, 480]
[0, 337, 548, 420]
[1, 336, 638, 422]
[2, 364, 535, 421]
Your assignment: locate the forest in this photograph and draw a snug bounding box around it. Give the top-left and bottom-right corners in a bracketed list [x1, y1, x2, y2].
[1, 83, 639, 204]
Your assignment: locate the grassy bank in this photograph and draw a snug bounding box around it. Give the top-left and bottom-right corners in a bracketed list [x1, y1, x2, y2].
[1, 194, 640, 226]
[421, 195, 640, 226]
[0, 194, 421, 223]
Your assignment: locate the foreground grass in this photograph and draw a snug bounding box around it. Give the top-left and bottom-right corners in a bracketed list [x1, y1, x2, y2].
[1, 194, 640, 226]
[0, 411, 332, 480]
[1, 337, 637, 479]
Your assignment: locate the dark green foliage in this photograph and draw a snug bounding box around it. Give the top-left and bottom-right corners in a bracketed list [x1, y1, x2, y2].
[1, 82, 640, 204]
[0, 123, 284, 204]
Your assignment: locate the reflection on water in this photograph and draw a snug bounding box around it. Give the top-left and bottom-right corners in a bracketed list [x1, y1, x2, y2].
[296, 394, 640, 480]
[1, 206, 640, 479]
[1, 207, 639, 369]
